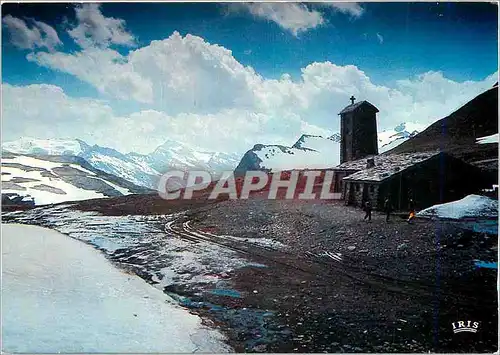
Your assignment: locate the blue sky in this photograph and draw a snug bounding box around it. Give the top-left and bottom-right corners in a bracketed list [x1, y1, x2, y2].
[2, 2, 498, 154]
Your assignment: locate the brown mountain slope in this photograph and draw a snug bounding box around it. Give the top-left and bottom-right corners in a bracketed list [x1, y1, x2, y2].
[386, 86, 498, 167]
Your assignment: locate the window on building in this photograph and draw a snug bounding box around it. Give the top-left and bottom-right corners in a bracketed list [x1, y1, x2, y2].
[355, 183, 360, 192]
[370, 185, 375, 193]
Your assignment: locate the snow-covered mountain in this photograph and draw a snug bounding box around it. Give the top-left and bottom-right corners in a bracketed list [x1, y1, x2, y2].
[2, 153, 149, 206]
[2, 122, 422, 188]
[236, 122, 425, 172]
[78, 143, 161, 190]
[148, 140, 240, 174]
[378, 122, 426, 153]
[2, 138, 241, 190]
[235, 134, 341, 172]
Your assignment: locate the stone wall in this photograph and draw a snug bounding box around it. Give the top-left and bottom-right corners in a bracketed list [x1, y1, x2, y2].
[343, 181, 381, 209]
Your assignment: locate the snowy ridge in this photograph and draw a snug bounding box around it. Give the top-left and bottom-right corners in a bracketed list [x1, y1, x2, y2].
[236, 123, 425, 172]
[255, 135, 340, 171]
[148, 140, 240, 175]
[378, 122, 427, 153]
[1, 155, 140, 206]
[80, 149, 161, 189]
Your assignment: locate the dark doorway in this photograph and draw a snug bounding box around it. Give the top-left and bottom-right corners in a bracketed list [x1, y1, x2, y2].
[362, 183, 369, 206]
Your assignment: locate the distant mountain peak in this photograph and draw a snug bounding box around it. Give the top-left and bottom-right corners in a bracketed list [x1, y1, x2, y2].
[236, 122, 427, 172]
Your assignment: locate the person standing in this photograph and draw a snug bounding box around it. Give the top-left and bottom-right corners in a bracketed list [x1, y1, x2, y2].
[364, 200, 372, 221]
[407, 199, 416, 224]
[384, 196, 392, 222]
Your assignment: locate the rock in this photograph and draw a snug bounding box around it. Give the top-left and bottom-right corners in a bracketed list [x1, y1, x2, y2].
[347, 245, 356, 251]
[397, 243, 408, 251]
[457, 244, 464, 248]
[253, 290, 259, 294]
[359, 249, 369, 253]
[252, 344, 267, 352]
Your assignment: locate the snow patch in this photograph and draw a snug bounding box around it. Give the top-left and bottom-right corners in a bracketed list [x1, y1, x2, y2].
[476, 133, 499, 144]
[2, 223, 231, 353]
[1, 155, 133, 205]
[417, 194, 498, 220]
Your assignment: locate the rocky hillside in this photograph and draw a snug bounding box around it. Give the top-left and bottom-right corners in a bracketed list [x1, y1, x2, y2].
[387, 85, 498, 170]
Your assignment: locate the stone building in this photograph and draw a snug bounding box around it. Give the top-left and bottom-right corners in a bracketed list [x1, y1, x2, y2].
[332, 151, 493, 210]
[339, 97, 379, 163]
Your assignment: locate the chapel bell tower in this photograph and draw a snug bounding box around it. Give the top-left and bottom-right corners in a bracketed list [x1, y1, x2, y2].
[339, 96, 379, 163]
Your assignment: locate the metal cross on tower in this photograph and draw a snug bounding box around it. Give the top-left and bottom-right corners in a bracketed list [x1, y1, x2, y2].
[350, 95, 356, 105]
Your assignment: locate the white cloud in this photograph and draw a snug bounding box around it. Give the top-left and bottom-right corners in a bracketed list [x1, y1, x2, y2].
[9, 31, 498, 156]
[376, 33, 384, 44]
[27, 48, 153, 103]
[321, 2, 365, 18]
[2, 83, 115, 143]
[68, 3, 135, 48]
[2, 15, 62, 51]
[227, 3, 325, 36]
[1, 83, 314, 154]
[28, 32, 259, 112]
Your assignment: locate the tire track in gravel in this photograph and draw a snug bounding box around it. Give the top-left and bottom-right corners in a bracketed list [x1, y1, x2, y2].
[163, 216, 475, 303]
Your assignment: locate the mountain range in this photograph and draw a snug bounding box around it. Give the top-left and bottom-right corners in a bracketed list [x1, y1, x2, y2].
[3, 138, 241, 190]
[3, 121, 424, 190]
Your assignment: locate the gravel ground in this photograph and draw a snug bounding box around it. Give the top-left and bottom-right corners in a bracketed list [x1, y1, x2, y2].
[184, 197, 498, 353]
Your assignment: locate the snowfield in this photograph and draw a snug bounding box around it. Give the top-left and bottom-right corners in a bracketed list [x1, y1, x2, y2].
[417, 194, 498, 220]
[2, 155, 135, 205]
[2, 223, 231, 353]
[476, 133, 499, 144]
